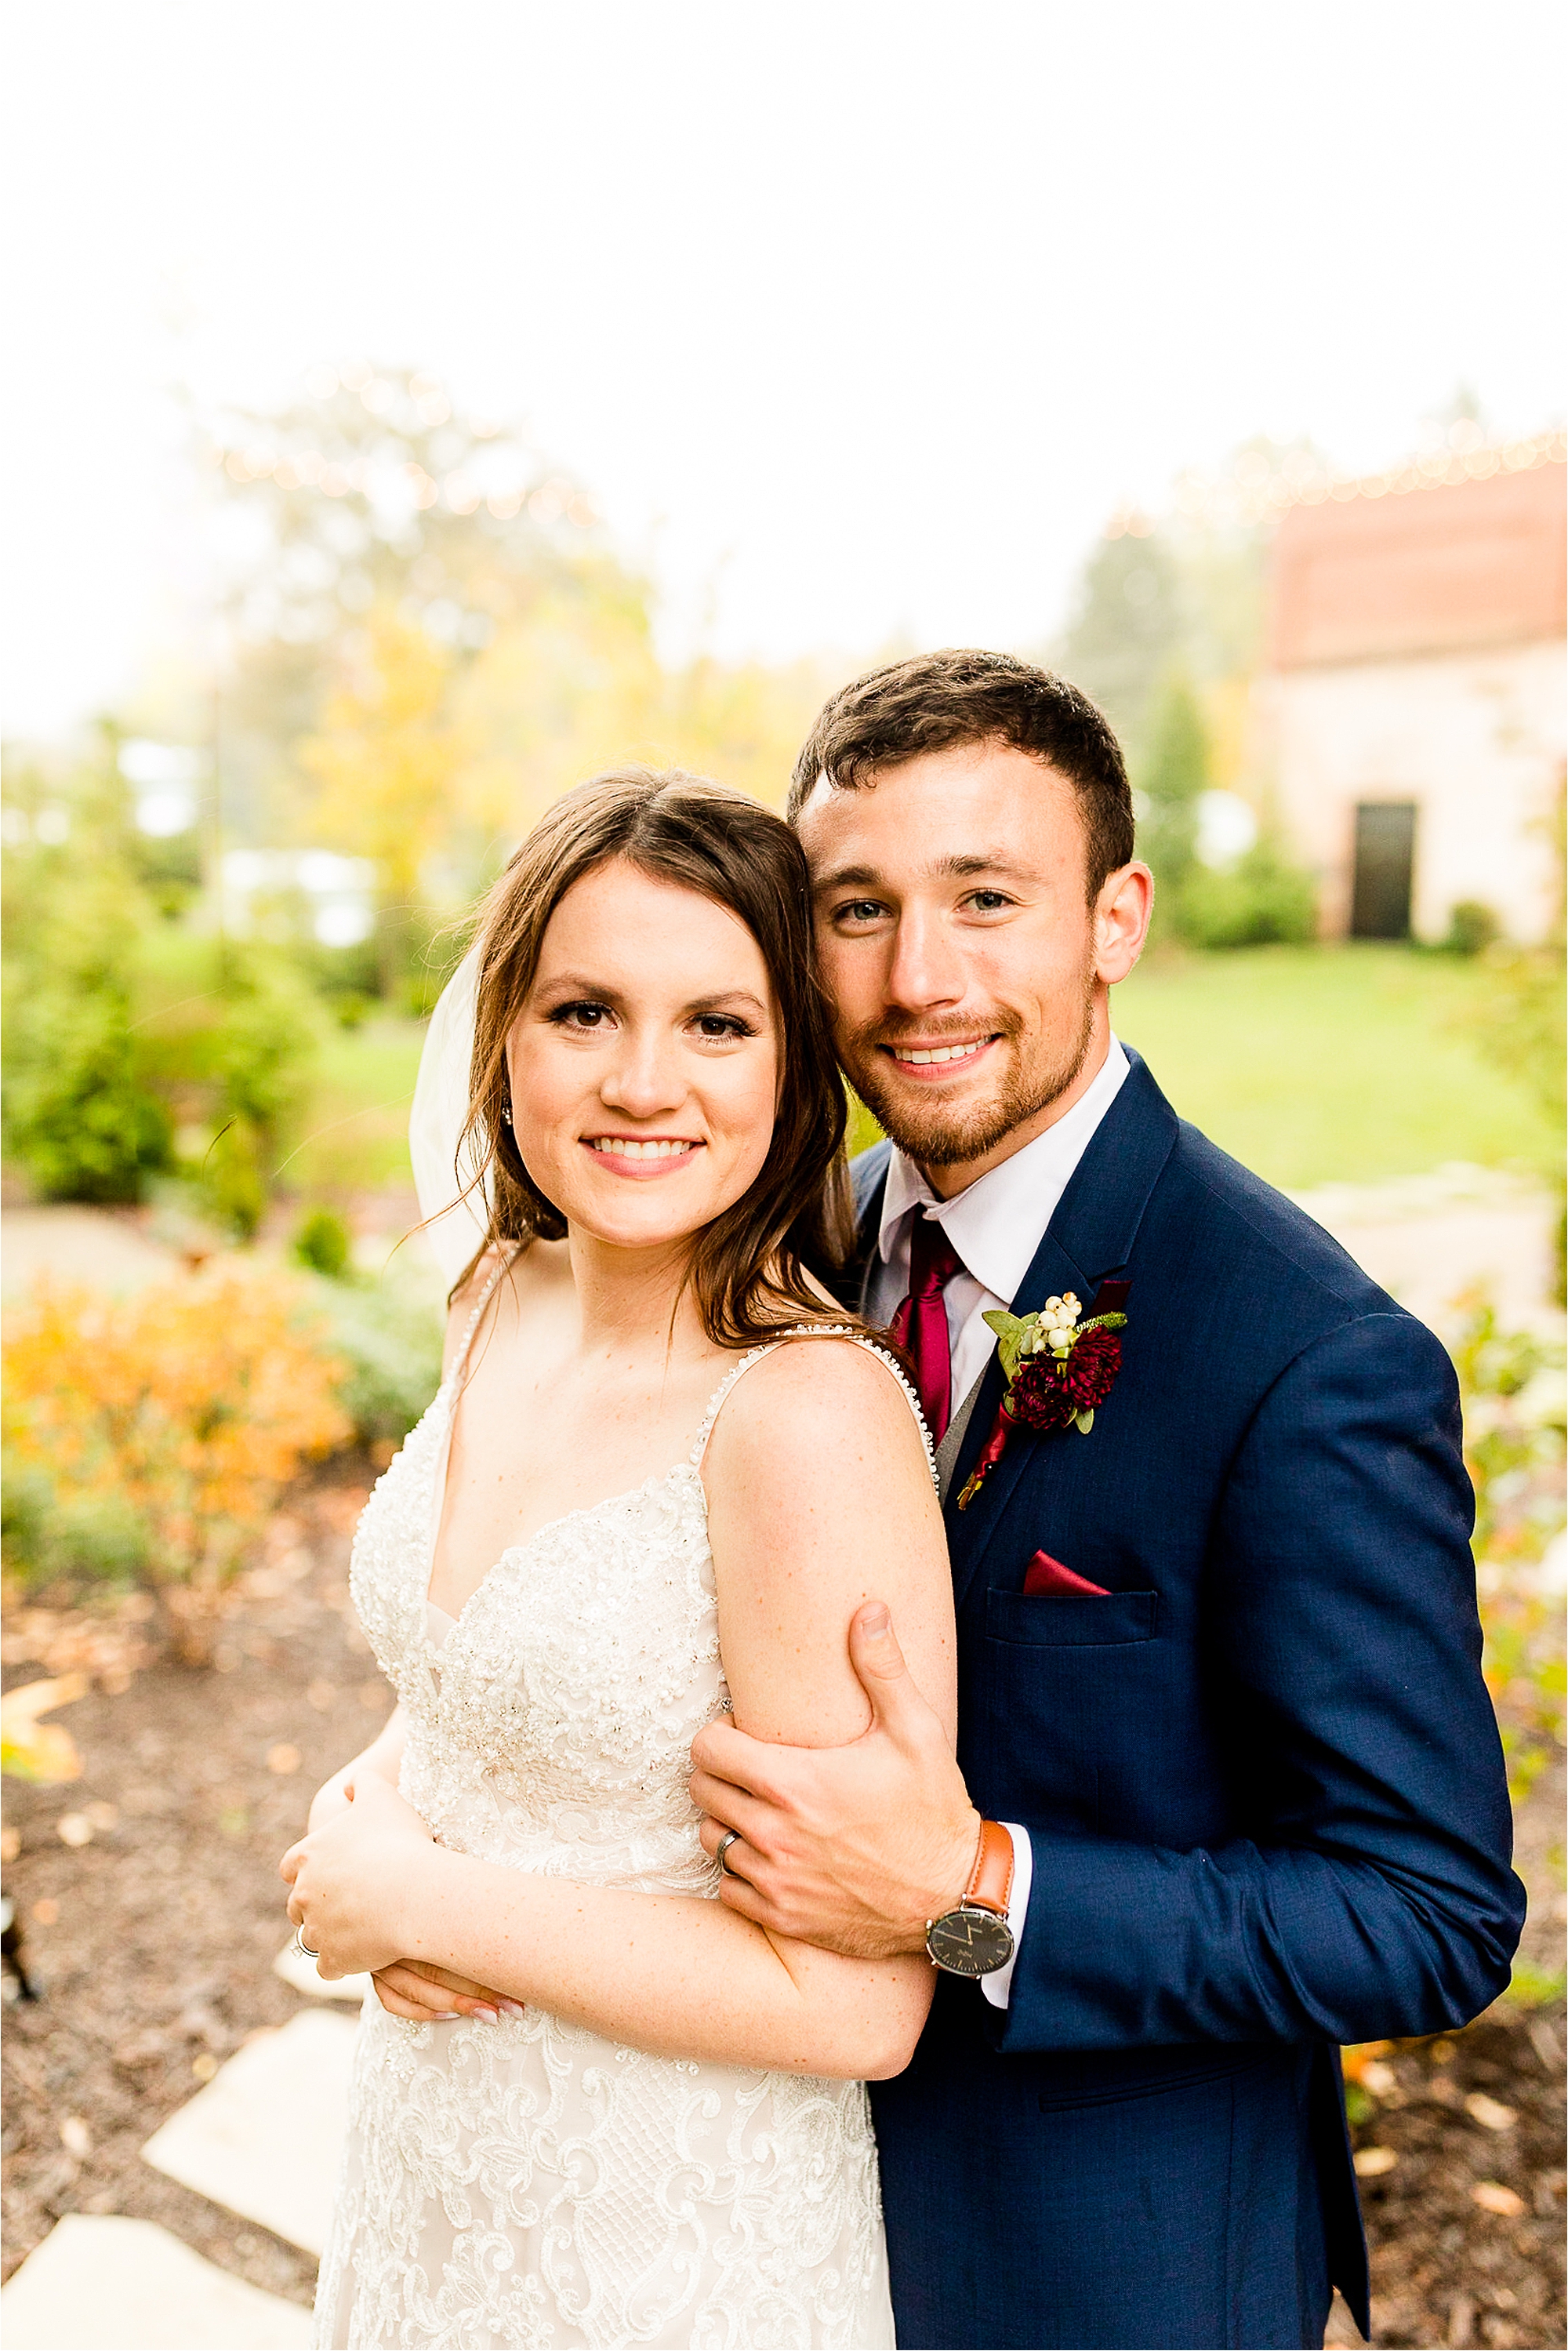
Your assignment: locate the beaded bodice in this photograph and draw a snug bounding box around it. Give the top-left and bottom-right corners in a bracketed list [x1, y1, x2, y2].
[347, 1268, 935, 1889]
[321, 1266, 917, 2349]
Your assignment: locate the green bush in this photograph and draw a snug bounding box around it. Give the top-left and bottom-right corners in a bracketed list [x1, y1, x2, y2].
[2, 812, 175, 1201]
[2, 752, 316, 1219]
[132, 826, 202, 920]
[1461, 938, 1566, 1302]
[1, 1456, 54, 1573]
[4, 982, 173, 1201]
[133, 936, 321, 1237]
[1443, 899, 1502, 956]
[1135, 672, 1208, 904]
[294, 1205, 353, 1279]
[217, 958, 320, 1132]
[1, 1452, 149, 1590]
[1178, 843, 1318, 950]
[313, 1276, 445, 1448]
[196, 1115, 270, 1241]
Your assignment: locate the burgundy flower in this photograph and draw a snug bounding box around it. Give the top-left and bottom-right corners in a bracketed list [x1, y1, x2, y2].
[1006, 1361, 1077, 1432]
[1060, 1324, 1122, 1411]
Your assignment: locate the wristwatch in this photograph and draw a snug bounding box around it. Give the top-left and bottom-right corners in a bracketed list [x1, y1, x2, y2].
[925, 1819, 1015, 1978]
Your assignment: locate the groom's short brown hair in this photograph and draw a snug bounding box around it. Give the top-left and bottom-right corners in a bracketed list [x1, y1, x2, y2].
[787, 649, 1134, 901]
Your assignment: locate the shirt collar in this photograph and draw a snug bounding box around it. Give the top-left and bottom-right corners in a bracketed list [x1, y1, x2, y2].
[876, 1036, 1131, 1305]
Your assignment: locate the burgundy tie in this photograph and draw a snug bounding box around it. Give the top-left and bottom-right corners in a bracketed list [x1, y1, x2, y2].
[891, 1214, 964, 1443]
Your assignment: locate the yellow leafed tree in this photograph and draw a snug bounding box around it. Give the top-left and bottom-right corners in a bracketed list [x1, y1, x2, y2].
[298, 607, 466, 976]
[297, 572, 851, 960]
[453, 590, 844, 848]
[451, 568, 668, 848]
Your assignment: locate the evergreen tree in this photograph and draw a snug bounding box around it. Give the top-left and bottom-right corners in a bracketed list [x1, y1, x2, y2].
[1058, 533, 1185, 769]
[1137, 670, 1209, 901]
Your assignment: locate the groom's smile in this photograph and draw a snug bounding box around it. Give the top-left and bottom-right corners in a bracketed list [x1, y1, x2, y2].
[886, 1035, 996, 1073]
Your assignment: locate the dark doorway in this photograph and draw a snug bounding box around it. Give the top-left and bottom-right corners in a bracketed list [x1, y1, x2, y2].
[1350, 802, 1416, 939]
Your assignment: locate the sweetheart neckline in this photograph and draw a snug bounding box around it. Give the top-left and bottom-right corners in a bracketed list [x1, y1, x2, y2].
[417, 1324, 796, 1634]
[416, 1310, 932, 1636]
[421, 1447, 706, 1641]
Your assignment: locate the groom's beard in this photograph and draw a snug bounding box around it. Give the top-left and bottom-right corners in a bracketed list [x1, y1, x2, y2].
[841, 977, 1097, 1174]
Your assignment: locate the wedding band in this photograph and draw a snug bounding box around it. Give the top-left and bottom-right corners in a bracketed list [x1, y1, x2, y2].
[716, 1830, 742, 1877]
[292, 1926, 320, 1960]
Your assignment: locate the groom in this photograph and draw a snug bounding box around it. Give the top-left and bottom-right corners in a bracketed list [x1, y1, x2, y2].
[690, 649, 1523, 2350]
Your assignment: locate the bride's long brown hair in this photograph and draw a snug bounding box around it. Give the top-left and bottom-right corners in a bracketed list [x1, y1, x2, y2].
[455, 766, 867, 1349]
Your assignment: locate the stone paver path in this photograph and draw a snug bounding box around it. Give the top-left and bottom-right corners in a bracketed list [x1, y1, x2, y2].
[0, 2214, 313, 2349]
[141, 2008, 359, 2258]
[0, 1207, 183, 1299]
[4, 1960, 362, 2345]
[1289, 1165, 1559, 1339]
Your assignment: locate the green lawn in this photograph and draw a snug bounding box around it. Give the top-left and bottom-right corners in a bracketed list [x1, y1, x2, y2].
[288, 948, 1559, 1201]
[1114, 944, 1556, 1190]
[282, 1016, 428, 1194]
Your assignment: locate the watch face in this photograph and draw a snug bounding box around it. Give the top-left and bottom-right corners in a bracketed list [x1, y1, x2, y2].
[925, 1906, 1014, 1978]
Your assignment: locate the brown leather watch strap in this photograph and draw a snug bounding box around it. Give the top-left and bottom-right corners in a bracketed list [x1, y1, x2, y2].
[964, 1819, 1014, 1920]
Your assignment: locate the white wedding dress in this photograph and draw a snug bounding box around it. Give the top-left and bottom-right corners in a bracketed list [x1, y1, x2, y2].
[314, 1264, 931, 2349]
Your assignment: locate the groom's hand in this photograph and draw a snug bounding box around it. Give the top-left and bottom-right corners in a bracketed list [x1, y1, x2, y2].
[690, 1601, 980, 1960]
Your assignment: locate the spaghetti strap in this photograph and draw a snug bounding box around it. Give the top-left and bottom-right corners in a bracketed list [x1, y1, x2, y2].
[689, 1324, 938, 1487]
[448, 1246, 519, 1390]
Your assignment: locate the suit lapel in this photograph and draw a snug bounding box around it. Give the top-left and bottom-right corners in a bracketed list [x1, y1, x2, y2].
[934, 1365, 989, 1500]
[942, 1053, 1180, 1616]
[841, 1143, 891, 1314]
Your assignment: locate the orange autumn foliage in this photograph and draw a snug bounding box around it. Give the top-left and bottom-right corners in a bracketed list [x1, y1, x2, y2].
[2, 1270, 350, 1587]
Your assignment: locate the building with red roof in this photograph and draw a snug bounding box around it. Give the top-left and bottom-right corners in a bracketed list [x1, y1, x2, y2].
[1262, 448, 1564, 942]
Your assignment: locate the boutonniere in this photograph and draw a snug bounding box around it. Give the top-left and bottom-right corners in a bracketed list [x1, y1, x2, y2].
[956, 1282, 1130, 1510]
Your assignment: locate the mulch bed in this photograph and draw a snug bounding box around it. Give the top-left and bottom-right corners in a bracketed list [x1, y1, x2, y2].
[1337, 2009, 1566, 2348]
[2, 1463, 385, 2309]
[3, 1467, 1565, 2344]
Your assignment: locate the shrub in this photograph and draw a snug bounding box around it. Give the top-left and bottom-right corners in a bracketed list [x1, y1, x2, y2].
[0, 1455, 149, 1587]
[135, 939, 321, 1236]
[314, 1274, 445, 1448]
[1134, 673, 1208, 904]
[294, 1206, 353, 1279]
[1453, 1291, 1567, 1804]
[2, 845, 174, 1202]
[1443, 899, 1502, 957]
[2, 982, 173, 1201]
[1178, 842, 1317, 950]
[195, 1117, 270, 1241]
[1459, 939, 1566, 1301]
[2, 754, 319, 1219]
[132, 826, 202, 920]
[1, 1270, 350, 1596]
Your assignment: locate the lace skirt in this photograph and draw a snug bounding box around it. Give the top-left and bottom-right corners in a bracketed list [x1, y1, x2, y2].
[314, 1993, 895, 2350]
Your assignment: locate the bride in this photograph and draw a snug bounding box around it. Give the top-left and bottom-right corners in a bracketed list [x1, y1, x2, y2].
[281, 769, 955, 2350]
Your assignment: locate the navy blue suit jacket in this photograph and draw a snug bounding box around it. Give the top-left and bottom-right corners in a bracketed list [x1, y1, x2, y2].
[853, 1053, 1523, 2350]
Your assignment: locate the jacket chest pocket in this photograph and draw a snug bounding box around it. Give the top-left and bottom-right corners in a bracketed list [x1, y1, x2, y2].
[967, 1585, 1161, 1832]
[985, 1586, 1158, 1648]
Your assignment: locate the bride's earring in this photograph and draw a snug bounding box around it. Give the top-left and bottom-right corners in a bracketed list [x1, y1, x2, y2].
[501, 1106, 513, 1126]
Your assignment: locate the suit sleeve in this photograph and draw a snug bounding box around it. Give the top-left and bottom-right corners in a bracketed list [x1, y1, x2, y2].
[995, 1311, 1525, 2054]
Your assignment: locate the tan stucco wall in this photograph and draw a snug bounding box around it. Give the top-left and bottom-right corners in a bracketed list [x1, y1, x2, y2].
[1260, 640, 1563, 943]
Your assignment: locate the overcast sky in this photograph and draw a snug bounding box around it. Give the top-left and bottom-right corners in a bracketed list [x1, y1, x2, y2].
[5, 0, 1563, 739]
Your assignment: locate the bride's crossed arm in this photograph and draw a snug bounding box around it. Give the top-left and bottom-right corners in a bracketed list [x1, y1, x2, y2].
[281, 1339, 955, 2080]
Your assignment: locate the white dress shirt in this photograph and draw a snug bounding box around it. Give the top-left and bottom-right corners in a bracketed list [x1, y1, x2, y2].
[863, 1035, 1131, 2008]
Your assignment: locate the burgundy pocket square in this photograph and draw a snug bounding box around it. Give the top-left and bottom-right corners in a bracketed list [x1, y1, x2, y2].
[1022, 1550, 1112, 1598]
